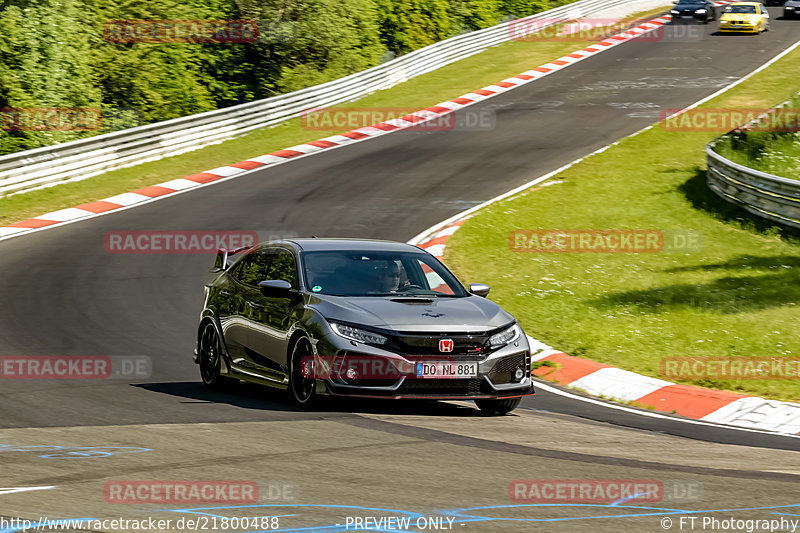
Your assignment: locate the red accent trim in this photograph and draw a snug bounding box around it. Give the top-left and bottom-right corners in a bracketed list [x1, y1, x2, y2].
[494, 81, 515, 88]
[515, 74, 534, 80]
[451, 98, 473, 105]
[567, 53, 584, 58]
[551, 60, 569, 66]
[473, 89, 495, 96]
[533, 67, 552, 73]
[372, 123, 399, 131]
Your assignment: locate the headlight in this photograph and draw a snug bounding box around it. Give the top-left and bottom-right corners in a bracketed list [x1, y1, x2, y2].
[670, 9, 679, 13]
[695, 8, 706, 12]
[488, 324, 521, 348]
[331, 322, 387, 345]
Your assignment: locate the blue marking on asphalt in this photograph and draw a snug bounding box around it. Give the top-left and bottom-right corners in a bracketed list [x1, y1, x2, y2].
[610, 492, 654, 506]
[0, 444, 151, 459]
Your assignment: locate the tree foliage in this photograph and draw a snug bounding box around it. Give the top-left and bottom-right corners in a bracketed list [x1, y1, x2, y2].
[0, 0, 568, 155]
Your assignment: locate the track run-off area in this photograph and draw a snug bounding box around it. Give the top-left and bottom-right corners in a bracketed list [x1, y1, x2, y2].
[1, 10, 799, 533]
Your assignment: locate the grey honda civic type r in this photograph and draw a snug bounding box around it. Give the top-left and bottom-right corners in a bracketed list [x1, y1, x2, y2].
[195, 238, 534, 415]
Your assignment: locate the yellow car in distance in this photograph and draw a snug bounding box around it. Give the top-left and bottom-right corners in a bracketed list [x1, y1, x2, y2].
[719, 2, 771, 32]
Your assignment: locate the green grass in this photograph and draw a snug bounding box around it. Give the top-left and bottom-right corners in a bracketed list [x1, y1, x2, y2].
[445, 46, 800, 402]
[712, 93, 800, 178]
[0, 7, 668, 226]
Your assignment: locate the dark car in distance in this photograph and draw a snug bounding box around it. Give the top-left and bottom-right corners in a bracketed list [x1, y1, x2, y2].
[195, 238, 534, 415]
[671, 0, 718, 22]
[784, 0, 800, 17]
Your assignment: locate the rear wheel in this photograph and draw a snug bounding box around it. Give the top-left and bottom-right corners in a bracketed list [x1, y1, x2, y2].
[288, 337, 317, 407]
[199, 323, 235, 389]
[475, 397, 521, 416]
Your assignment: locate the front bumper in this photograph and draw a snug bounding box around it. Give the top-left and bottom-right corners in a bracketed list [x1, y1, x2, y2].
[672, 11, 708, 20]
[312, 328, 535, 400]
[719, 21, 760, 31]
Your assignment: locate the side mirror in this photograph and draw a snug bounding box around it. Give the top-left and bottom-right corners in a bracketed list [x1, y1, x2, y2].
[469, 283, 491, 298]
[259, 279, 292, 297]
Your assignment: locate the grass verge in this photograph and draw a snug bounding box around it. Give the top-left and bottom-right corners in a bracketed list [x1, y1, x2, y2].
[445, 43, 800, 402]
[0, 7, 668, 226]
[712, 93, 800, 178]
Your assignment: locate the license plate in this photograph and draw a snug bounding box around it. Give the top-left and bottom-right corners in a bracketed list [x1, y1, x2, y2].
[681, 14, 694, 18]
[416, 362, 477, 379]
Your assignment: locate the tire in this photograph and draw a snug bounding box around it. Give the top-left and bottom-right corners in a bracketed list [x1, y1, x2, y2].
[199, 322, 236, 389]
[475, 397, 522, 415]
[287, 337, 317, 407]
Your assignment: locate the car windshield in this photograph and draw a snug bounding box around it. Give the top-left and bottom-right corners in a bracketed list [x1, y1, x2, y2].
[726, 5, 757, 12]
[677, 1, 702, 4]
[302, 250, 469, 297]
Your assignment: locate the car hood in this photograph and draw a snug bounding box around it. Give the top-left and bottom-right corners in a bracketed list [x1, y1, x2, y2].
[675, 4, 706, 8]
[721, 12, 760, 19]
[309, 294, 515, 332]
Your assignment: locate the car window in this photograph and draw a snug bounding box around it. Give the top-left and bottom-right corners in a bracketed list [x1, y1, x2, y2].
[264, 249, 298, 288]
[412, 259, 455, 296]
[726, 4, 757, 12]
[302, 250, 468, 297]
[231, 251, 272, 287]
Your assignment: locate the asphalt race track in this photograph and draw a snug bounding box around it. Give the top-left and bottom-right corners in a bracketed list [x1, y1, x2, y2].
[1, 11, 799, 533]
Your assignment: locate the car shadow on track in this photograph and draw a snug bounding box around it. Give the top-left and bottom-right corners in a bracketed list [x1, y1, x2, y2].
[135, 381, 484, 417]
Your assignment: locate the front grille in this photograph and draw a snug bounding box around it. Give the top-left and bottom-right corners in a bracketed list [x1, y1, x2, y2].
[384, 329, 505, 357]
[399, 378, 484, 396]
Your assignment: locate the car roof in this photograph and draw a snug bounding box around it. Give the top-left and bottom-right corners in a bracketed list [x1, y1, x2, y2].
[280, 238, 423, 253]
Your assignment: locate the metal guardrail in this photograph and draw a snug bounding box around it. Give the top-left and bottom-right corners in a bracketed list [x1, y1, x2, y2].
[0, 0, 648, 196]
[706, 143, 800, 229]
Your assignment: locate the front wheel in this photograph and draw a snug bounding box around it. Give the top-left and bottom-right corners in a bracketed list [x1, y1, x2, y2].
[475, 397, 521, 415]
[288, 337, 317, 407]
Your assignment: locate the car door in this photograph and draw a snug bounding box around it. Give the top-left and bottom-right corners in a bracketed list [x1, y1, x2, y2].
[246, 247, 301, 378]
[223, 249, 272, 372]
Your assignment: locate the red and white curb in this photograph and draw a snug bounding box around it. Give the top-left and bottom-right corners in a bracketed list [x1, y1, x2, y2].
[0, 12, 678, 242]
[413, 216, 800, 437]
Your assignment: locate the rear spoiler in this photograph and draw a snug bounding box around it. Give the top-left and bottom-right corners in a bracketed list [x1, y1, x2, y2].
[212, 246, 250, 272]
